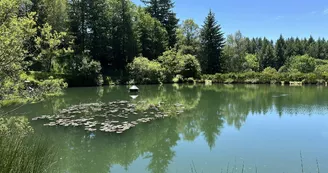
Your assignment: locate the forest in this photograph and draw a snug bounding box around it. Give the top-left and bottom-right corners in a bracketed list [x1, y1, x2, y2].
[2, 0, 328, 104]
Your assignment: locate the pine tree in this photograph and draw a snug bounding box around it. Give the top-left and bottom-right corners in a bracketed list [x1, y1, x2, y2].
[248, 38, 257, 54]
[258, 38, 275, 70]
[318, 38, 326, 59]
[275, 35, 286, 69]
[294, 37, 304, 55]
[142, 0, 178, 48]
[200, 10, 225, 74]
[285, 37, 296, 58]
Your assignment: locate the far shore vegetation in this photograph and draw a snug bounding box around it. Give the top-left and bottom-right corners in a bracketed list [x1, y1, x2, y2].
[1, 0, 328, 172]
[2, 0, 328, 107]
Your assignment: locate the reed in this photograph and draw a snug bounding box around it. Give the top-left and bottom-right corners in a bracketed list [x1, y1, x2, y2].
[0, 133, 58, 173]
[300, 151, 304, 173]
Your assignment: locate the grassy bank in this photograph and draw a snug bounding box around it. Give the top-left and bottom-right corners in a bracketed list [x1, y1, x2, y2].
[0, 134, 58, 173]
[200, 71, 328, 85]
[0, 116, 58, 173]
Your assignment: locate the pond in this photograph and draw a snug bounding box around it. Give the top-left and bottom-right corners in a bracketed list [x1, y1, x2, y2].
[2, 84, 328, 173]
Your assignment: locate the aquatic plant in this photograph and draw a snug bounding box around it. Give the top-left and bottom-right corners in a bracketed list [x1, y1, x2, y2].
[32, 100, 185, 134]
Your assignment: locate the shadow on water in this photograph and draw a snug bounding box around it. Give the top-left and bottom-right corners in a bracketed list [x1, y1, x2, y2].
[2, 84, 328, 173]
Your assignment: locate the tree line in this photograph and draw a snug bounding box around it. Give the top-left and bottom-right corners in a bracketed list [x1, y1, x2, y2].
[1, 0, 328, 92]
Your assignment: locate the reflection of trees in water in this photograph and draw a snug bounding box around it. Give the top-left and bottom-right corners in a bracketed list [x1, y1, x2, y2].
[34, 118, 179, 173]
[8, 84, 328, 173]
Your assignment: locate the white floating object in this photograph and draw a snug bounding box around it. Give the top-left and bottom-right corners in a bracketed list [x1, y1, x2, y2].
[130, 95, 139, 99]
[129, 85, 139, 92]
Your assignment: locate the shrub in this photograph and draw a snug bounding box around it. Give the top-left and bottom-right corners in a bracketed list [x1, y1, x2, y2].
[64, 54, 103, 86]
[105, 76, 116, 85]
[289, 54, 316, 73]
[187, 77, 195, 83]
[245, 78, 259, 84]
[128, 57, 163, 84]
[261, 67, 278, 83]
[224, 78, 234, 84]
[20, 73, 67, 96]
[172, 74, 184, 83]
[278, 65, 288, 73]
[158, 50, 180, 81]
[315, 64, 328, 75]
[159, 50, 202, 82]
[0, 117, 58, 173]
[179, 54, 202, 79]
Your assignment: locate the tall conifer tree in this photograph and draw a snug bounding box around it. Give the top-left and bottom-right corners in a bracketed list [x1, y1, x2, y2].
[200, 10, 225, 74]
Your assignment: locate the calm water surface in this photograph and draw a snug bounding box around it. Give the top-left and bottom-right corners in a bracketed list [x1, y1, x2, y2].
[3, 84, 328, 173]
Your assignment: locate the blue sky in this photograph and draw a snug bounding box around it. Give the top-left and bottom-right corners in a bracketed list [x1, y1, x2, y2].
[132, 0, 328, 40]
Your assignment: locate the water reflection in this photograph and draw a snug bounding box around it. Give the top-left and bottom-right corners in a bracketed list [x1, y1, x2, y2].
[2, 84, 328, 173]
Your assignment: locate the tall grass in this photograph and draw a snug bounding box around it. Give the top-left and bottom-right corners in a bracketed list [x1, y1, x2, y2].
[0, 133, 58, 173]
[190, 157, 322, 173]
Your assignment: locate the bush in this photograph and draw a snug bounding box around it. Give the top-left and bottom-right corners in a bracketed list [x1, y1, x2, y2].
[200, 71, 327, 85]
[105, 76, 116, 85]
[245, 78, 259, 84]
[64, 54, 103, 86]
[315, 64, 328, 74]
[158, 50, 179, 81]
[224, 78, 234, 84]
[0, 117, 58, 173]
[20, 73, 67, 96]
[278, 65, 288, 73]
[128, 57, 163, 84]
[261, 67, 278, 83]
[187, 77, 195, 83]
[179, 54, 202, 79]
[159, 50, 202, 82]
[289, 54, 316, 73]
[172, 74, 184, 83]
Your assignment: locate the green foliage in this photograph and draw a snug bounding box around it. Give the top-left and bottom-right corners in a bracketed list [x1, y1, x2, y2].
[0, 116, 58, 173]
[135, 7, 168, 60]
[289, 54, 316, 73]
[315, 64, 328, 74]
[200, 10, 225, 74]
[159, 50, 201, 81]
[275, 35, 287, 69]
[35, 23, 71, 72]
[176, 19, 200, 56]
[262, 67, 278, 74]
[64, 54, 103, 86]
[142, 0, 179, 48]
[0, 134, 57, 173]
[258, 38, 276, 71]
[244, 54, 259, 72]
[262, 67, 278, 83]
[20, 73, 68, 96]
[0, 117, 33, 135]
[0, 3, 36, 79]
[3, 0, 328, 89]
[43, 0, 68, 32]
[179, 54, 202, 79]
[158, 50, 180, 81]
[128, 57, 163, 84]
[222, 31, 248, 72]
[172, 74, 184, 83]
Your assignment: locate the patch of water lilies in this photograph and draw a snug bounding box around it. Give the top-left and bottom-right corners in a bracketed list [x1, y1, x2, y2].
[32, 101, 185, 134]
